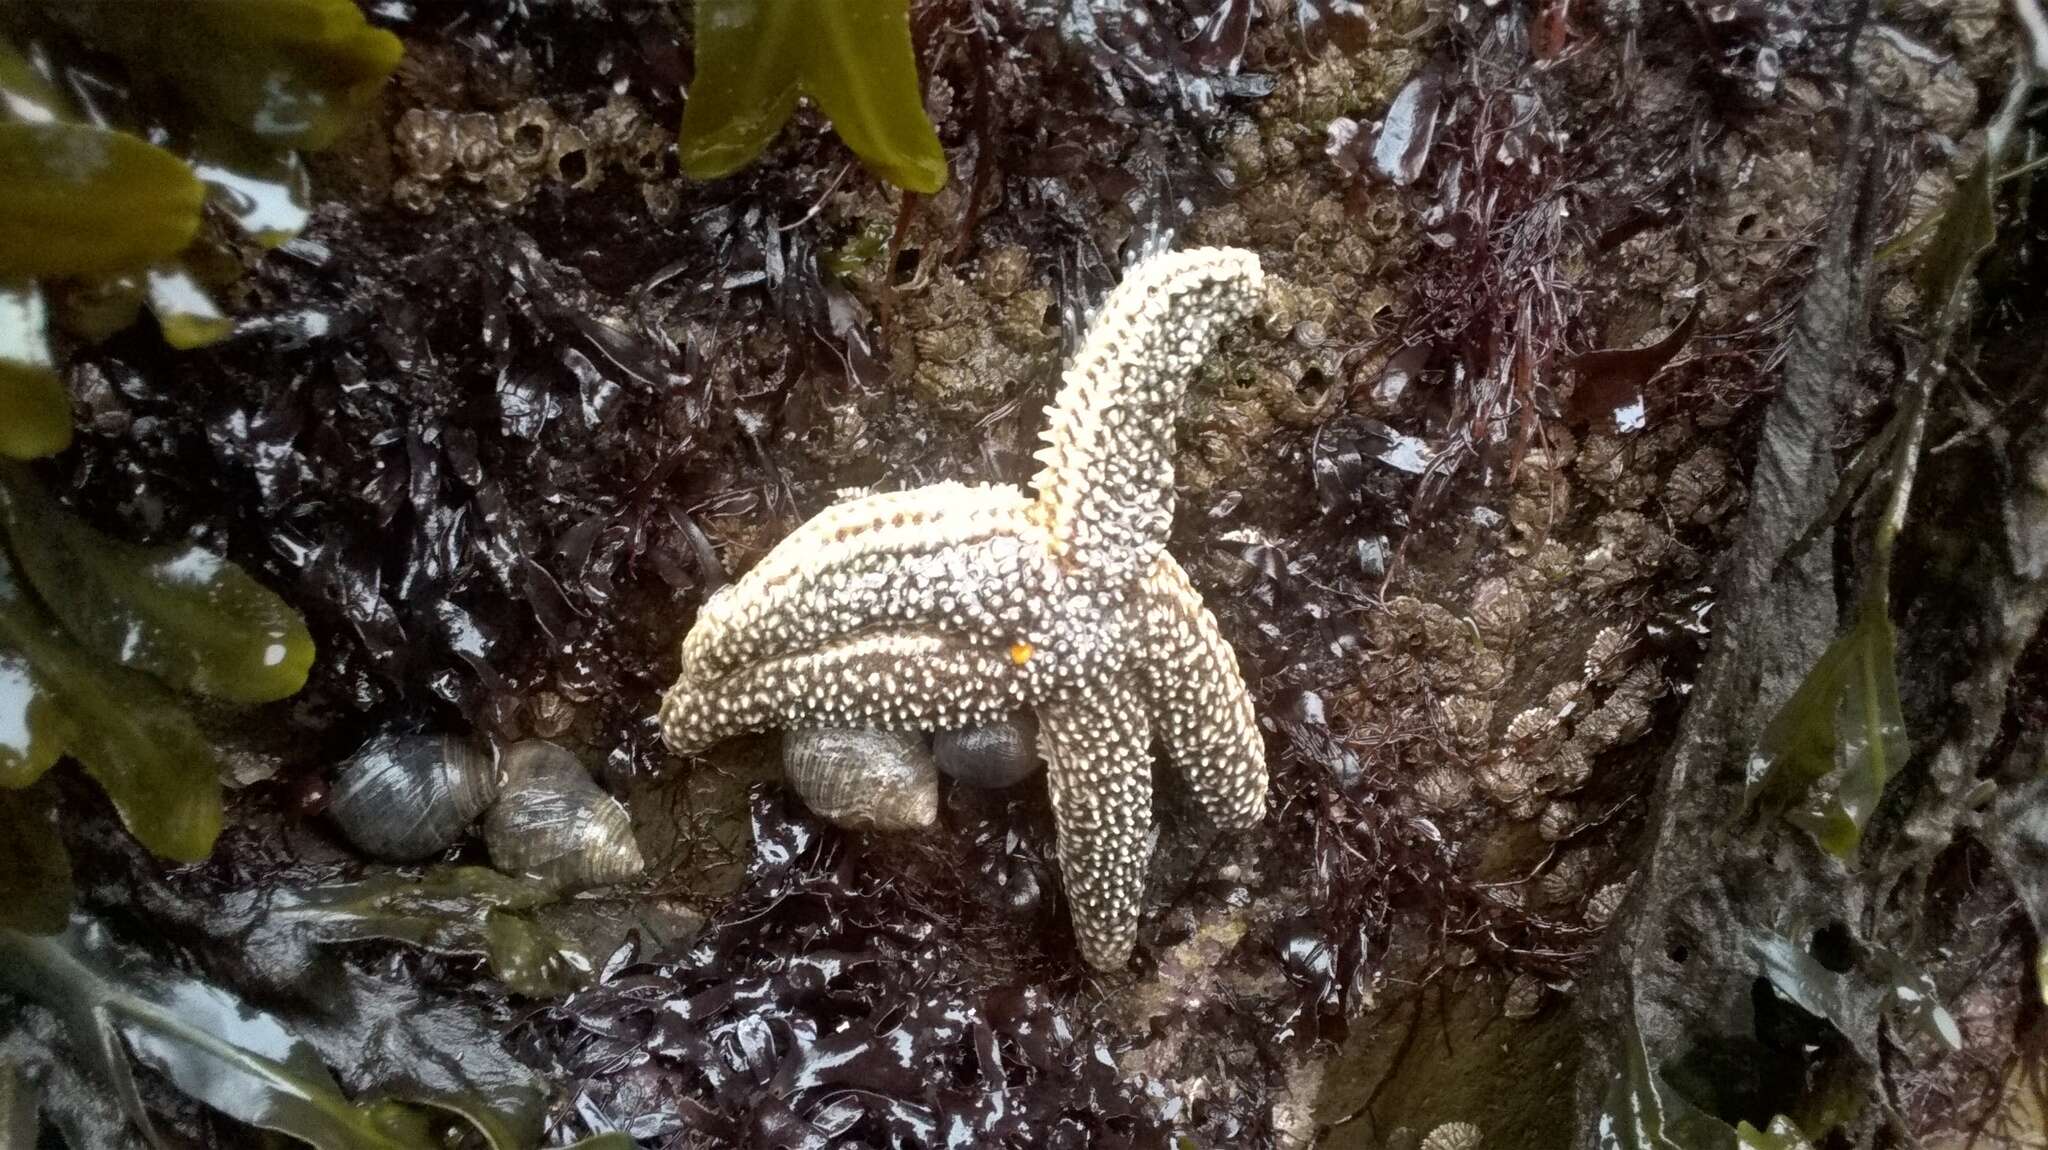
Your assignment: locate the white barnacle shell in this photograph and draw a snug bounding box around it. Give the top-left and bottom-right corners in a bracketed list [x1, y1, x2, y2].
[1584, 625, 1633, 684]
[1414, 766, 1473, 813]
[328, 733, 499, 862]
[1543, 743, 1593, 793]
[1422, 1120, 1484, 1150]
[1470, 578, 1529, 645]
[1578, 694, 1651, 751]
[783, 728, 939, 831]
[1503, 706, 1557, 746]
[1537, 800, 1581, 843]
[483, 740, 645, 891]
[1476, 754, 1542, 806]
[1586, 880, 1630, 928]
[1502, 973, 1546, 1020]
[1439, 696, 1494, 750]
[1537, 852, 1594, 906]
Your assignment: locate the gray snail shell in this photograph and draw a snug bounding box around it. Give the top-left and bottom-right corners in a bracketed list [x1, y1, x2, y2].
[933, 712, 1041, 789]
[328, 733, 500, 861]
[782, 729, 938, 832]
[482, 740, 646, 892]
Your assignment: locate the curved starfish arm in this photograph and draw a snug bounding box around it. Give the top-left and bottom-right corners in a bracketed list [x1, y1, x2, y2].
[1028, 247, 1264, 584]
[1137, 557, 1268, 831]
[680, 483, 1051, 680]
[1039, 688, 1155, 970]
[659, 630, 1029, 754]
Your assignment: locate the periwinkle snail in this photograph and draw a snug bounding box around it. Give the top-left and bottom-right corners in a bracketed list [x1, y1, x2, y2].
[483, 740, 644, 889]
[327, 734, 499, 862]
[327, 734, 643, 892]
[781, 729, 938, 832]
[781, 712, 1042, 832]
[933, 711, 1040, 789]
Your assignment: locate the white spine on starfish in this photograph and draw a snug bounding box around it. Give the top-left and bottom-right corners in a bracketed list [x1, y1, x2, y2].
[680, 483, 1049, 680]
[1140, 554, 1267, 831]
[660, 630, 1029, 753]
[1037, 685, 1154, 971]
[1029, 247, 1265, 584]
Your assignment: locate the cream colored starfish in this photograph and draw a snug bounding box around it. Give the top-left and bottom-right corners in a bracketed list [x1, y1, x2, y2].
[659, 247, 1268, 969]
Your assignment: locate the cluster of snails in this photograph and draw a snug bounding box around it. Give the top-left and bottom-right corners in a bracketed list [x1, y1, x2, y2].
[327, 734, 644, 892]
[780, 712, 1042, 831]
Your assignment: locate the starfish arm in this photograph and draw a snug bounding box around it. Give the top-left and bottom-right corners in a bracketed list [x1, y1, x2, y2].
[1137, 556, 1268, 831]
[680, 483, 1050, 680]
[1039, 687, 1154, 970]
[659, 630, 1029, 754]
[1028, 247, 1264, 583]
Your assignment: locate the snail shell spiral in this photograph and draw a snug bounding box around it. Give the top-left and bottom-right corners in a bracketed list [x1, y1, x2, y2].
[933, 712, 1041, 789]
[328, 733, 500, 862]
[482, 740, 645, 891]
[782, 729, 939, 832]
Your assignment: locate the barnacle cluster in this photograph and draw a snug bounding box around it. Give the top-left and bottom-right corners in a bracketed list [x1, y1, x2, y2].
[888, 244, 1061, 414]
[390, 93, 679, 220]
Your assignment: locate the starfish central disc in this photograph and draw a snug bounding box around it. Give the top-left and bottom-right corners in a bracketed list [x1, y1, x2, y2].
[659, 247, 1269, 970]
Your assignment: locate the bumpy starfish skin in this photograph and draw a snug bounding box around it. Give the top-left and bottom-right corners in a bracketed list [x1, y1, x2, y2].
[661, 247, 1268, 969]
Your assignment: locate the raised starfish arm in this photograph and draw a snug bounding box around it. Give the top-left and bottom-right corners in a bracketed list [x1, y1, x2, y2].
[1028, 247, 1264, 584]
[659, 630, 1028, 754]
[679, 483, 1054, 680]
[1138, 557, 1268, 831]
[1038, 687, 1155, 970]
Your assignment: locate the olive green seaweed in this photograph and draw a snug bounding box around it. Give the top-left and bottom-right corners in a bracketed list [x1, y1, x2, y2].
[275, 867, 593, 998]
[53, 0, 405, 152]
[0, 923, 630, 1150]
[1740, 77, 2026, 859]
[0, 462, 316, 703]
[1741, 600, 1906, 858]
[680, 0, 948, 193]
[0, 122, 205, 280]
[0, 544, 222, 861]
[0, 280, 70, 460]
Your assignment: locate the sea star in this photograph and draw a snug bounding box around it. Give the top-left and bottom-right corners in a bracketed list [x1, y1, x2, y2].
[659, 247, 1268, 969]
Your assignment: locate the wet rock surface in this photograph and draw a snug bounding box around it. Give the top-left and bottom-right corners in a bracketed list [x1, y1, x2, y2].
[9, 0, 2039, 1147]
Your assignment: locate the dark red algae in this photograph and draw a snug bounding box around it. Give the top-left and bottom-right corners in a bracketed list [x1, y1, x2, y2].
[529, 790, 1198, 1149]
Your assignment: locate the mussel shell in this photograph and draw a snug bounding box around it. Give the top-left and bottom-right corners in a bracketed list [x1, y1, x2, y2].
[782, 729, 938, 832]
[933, 712, 1041, 789]
[328, 733, 498, 862]
[483, 740, 645, 892]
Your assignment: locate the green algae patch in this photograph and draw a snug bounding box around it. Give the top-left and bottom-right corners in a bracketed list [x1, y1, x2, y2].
[0, 464, 314, 703]
[680, 0, 947, 193]
[0, 545, 222, 861]
[0, 282, 70, 459]
[0, 122, 205, 279]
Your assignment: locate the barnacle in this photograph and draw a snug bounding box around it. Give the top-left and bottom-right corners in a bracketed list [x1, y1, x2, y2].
[1414, 765, 1473, 812]
[1584, 625, 1634, 683]
[1586, 880, 1630, 928]
[1422, 1122, 1484, 1150]
[1502, 974, 1546, 1020]
[1537, 800, 1581, 843]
